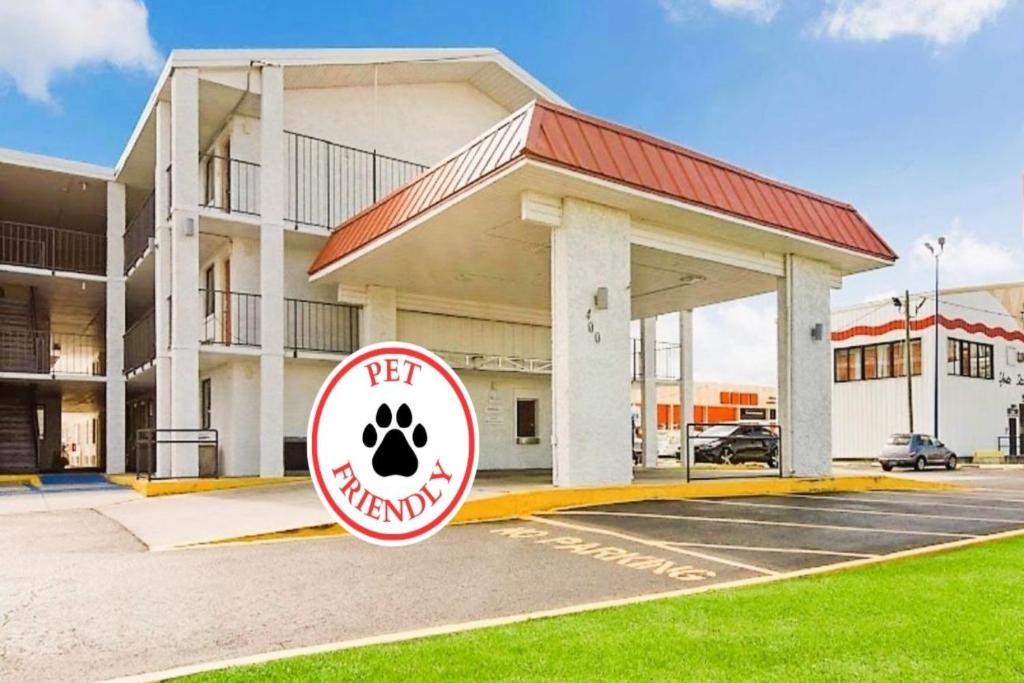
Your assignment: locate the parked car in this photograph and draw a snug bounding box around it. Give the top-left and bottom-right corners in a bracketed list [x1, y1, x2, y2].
[684, 424, 780, 467]
[879, 433, 958, 472]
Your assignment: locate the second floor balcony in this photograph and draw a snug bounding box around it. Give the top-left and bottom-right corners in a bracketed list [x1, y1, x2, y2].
[0, 221, 106, 276]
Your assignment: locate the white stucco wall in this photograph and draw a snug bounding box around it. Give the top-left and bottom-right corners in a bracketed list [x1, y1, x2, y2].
[284, 82, 511, 166]
[397, 310, 550, 359]
[459, 371, 552, 470]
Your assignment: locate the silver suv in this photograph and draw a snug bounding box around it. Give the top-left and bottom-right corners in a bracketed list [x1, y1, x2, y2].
[879, 433, 958, 472]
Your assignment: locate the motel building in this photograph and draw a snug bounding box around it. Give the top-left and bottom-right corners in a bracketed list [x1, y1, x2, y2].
[0, 48, 897, 487]
[831, 281, 1024, 462]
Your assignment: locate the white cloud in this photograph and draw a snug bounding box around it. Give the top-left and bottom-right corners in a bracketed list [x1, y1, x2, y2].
[0, 0, 161, 105]
[692, 296, 778, 386]
[659, 0, 780, 23]
[909, 222, 1024, 287]
[816, 0, 1009, 46]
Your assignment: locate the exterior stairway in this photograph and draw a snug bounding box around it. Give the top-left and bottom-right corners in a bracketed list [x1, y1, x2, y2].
[0, 296, 45, 373]
[0, 394, 36, 473]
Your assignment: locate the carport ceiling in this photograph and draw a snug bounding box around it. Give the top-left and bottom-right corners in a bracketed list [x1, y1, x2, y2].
[327, 174, 778, 316]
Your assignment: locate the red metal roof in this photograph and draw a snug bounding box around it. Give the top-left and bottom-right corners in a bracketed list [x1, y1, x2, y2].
[310, 100, 896, 275]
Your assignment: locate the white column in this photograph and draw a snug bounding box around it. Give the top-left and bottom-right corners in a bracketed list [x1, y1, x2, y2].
[362, 285, 397, 344]
[551, 198, 632, 487]
[259, 65, 285, 477]
[678, 309, 694, 464]
[169, 68, 201, 478]
[640, 317, 658, 467]
[105, 181, 127, 474]
[153, 99, 173, 478]
[777, 254, 832, 477]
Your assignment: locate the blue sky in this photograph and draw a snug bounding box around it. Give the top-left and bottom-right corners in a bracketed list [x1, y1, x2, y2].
[1, 0, 1021, 383]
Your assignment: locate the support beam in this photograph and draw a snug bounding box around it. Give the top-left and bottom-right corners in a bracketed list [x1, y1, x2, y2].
[551, 198, 632, 487]
[259, 64, 285, 478]
[678, 309, 694, 464]
[777, 254, 832, 477]
[640, 317, 658, 468]
[105, 182, 126, 474]
[153, 99, 172, 478]
[169, 68, 200, 478]
[362, 285, 397, 344]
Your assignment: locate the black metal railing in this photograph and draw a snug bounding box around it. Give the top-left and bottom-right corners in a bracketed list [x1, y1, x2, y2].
[200, 289, 260, 346]
[0, 221, 106, 275]
[123, 308, 156, 374]
[996, 436, 1024, 462]
[0, 329, 105, 376]
[200, 154, 260, 216]
[123, 191, 155, 274]
[285, 131, 427, 230]
[285, 298, 360, 354]
[135, 428, 219, 480]
[631, 340, 682, 382]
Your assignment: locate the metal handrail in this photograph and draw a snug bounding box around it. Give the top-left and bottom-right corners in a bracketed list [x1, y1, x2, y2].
[285, 130, 427, 229]
[135, 428, 219, 480]
[0, 221, 106, 275]
[123, 191, 155, 274]
[199, 289, 260, 346]
[0, 328, 105, 376]
[199, 154, 260, 216]
[123, 308, 156, 374]
[631, 339, 682, 382]
[285, 297, 359, 354]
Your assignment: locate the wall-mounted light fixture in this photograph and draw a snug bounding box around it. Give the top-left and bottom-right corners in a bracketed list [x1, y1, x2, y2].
[810, 323, 824, 341]
[594, 287, 608, 310]
[184, 217, 195, 236]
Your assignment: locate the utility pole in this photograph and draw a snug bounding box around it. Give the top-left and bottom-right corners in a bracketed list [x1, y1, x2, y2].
[924, 237, 945, 437]
[903, 289, 914, 433]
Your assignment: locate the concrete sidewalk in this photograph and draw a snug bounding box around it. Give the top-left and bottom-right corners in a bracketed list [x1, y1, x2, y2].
[0, 474, 140, 515]
[94, 468, 957, 550]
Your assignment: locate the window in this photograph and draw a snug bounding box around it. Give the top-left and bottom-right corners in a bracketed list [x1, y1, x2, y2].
[947, 338, 994, 379]
[516, 398, 538, 444]
[835, 339, 922, 383]
[203, 265, 215, 316]
[201, 379, 212, 429]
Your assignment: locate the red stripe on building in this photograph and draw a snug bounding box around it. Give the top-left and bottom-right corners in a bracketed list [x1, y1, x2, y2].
[832, 315, 1024, 343]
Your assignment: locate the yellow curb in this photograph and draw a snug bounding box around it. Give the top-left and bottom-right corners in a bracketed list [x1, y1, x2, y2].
[105, 474, 309, 497]
[0, 474, 41, 488]
[196, 475, 960, 547]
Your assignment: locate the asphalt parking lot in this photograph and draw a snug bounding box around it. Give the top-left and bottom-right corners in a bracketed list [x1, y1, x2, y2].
[3, 476, 1024, 682]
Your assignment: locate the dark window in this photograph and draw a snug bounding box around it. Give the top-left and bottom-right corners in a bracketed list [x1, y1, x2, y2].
[201, 378, 212, 429]
[203, 265, 215, 316]
[516, 399, 537, 441]
[835, 338, 922, 383]
[947, 338, 994, 379]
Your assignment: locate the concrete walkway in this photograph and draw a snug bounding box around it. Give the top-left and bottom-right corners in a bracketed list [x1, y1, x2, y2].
[0, 474, 139, 515]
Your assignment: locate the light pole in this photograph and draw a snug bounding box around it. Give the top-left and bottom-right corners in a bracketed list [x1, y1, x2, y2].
[924, 237, 945, 437]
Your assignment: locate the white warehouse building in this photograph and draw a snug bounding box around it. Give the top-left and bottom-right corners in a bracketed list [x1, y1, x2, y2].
[0, 47, 898, 486]
[832, 281, 1024, 461]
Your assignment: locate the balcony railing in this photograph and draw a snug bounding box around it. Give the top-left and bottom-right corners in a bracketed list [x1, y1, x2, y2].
[285, 131, 427, 230]
[200, 154, 260, 216]
[0, 329, 105, 376]
[124, 308, 156, 374]
[632, 340, 682, 382]
[0, 221, 106, 275]
[285, 298, 360, 354]
[200, 289, 261, 347]
[124, 191, 155, 274]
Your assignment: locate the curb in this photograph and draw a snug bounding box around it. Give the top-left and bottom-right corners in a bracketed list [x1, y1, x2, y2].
[194, 474, 961, 547]
[104, 474, 310, 497]
[0, 474, 41, 489]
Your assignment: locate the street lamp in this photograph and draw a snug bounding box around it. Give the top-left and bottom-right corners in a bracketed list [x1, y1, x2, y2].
[924, 237, 945, 437]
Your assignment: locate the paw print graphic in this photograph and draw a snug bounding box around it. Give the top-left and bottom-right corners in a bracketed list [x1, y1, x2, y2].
[362, 403, 427, 477]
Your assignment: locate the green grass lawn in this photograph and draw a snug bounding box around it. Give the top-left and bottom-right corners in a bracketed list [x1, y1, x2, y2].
[187, 537, 1024, 682]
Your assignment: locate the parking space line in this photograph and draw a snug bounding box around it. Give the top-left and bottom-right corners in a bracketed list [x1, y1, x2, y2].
[660, 541, 877, 559]
[775, 492, 1024, 512]
[525, 515, 779, 576]
[553, 510, 977, 538]
[685, 497, 1024, 525]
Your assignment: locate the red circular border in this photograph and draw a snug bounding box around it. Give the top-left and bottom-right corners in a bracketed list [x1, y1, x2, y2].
[310, 346, 477, 542]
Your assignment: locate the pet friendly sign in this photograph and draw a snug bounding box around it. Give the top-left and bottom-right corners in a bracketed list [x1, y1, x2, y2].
[308, 342, 479, 546]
